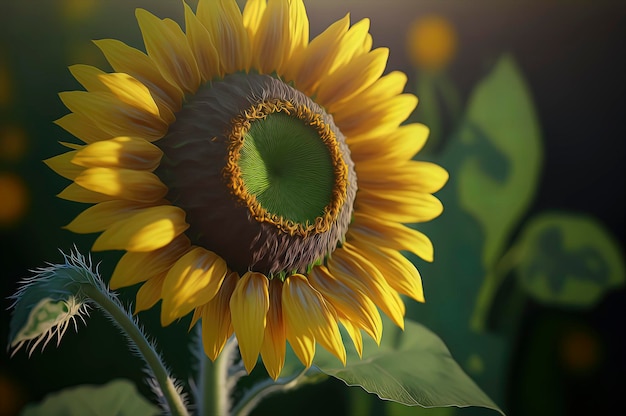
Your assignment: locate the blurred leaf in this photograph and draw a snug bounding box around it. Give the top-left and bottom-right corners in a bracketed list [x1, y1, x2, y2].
[515, 212, 625, 306]
[21, 379, 159, 416]
[313, 318, 503, 415]
[387, 399, 456, 416]
[457, 54, 542, 268]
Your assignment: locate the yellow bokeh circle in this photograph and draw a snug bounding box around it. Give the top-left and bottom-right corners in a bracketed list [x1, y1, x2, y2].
[0, 173, 29, 226]
[406, 15, 457, 71]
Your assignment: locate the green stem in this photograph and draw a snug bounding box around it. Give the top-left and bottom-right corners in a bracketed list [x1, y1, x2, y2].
[470, 244, 522, 332]
[231, 369, 309, 416]
[436, 71, 463, 124]
[81, 284, 189, 416]
[197, 335, 237, 416]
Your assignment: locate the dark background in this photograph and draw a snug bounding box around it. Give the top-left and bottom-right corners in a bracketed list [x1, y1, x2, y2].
[1, 1, 624, 415]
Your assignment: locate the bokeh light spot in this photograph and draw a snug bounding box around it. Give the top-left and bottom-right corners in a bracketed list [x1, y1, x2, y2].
[560, 327, 601, 374]
[0, 172, 29, 226]
[406, 15, 457, 71]
[466, 353, 485, 374]
[62, 0, 99, 22]
[0, 125, 28, 161]
[0, 372, 27, 416]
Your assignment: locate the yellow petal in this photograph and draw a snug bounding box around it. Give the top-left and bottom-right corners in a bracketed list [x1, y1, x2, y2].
[59, 91, 169, 142]
[330, 70, 407, 118]
[74, 66, 168, 122]
[307, 18, 370, 85]
[69, 64, 107, 91]
[229, 271, 269, 373]
[288, 14, 350, 94]
[355, 189, 444, 223]
[135, 273, 166, 314]
[340, 318, 363, 358]
[110, 234, 191, 289]
[92, 205, 189, 252]
[356, 160, 449, 195]
[183, 2, 220, 82]
[65, 199, 160, 234]
[94, 38, 183, 112]
[348, 212, 434, 262]
[136, 9, 201, 94]
[250, 0, 290, 74]
[190, 305, 204, 330]
[245, 0, 309, 76]
[44, 151, 84, 180]
[72, 136, 163, 171]
[161, 247, 228, 325]
[309, 265, 382, 344]
[197, 0, 251, 73]
[327, 246, 405, 329]
[242, 0, 266, 40]
[283, 274, 346, 367]
[327, 18, 371, 73]
[349, 123, 428, 163]
[363, 33, 373, 54]
[202, 272, 238, 360]
[98, 73, 161, 117]
[57, 183, 117, 203]
[74, 167, 168, 203]
[316, 47, 389, 109]
[347, 212, 433, 262]
[348, 243, 424, 303]
[340, 93, 417, 139]
[55, 113, 112, 144]
[260, 278, 286, 380]
[69, 65, 162, 120]
[286, 0, 309, 58]
[58, 142, 83, 150]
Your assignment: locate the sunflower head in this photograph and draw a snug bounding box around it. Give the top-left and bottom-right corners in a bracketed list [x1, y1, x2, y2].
[47, 0, 448, 380]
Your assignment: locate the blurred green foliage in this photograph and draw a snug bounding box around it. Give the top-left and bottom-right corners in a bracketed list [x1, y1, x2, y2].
[401, 51, 624, 416]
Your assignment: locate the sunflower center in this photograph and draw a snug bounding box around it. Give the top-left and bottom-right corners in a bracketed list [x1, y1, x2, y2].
[157, 73, 357, 276]
[225, 99, 349, 237]
[239, 111, 335, 225]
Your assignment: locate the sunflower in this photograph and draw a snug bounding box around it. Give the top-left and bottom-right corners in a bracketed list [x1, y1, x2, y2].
[46, 0, 448, 380]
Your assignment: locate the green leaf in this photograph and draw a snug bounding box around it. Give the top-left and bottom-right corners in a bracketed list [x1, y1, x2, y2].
[515, 212, 625, 306]
[457, 54, 542, 268]
[21, 379, 160, 416]
[313, 318, 504, 415]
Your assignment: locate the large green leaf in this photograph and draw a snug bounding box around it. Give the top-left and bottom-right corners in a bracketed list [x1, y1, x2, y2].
[312, 318, 504, 415]
[21, 379, 160, 416]
[515, 212, 625, 306]
[457, 54, 542, 268]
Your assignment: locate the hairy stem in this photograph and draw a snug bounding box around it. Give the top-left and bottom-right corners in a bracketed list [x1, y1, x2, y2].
[81, 284, 189, 416]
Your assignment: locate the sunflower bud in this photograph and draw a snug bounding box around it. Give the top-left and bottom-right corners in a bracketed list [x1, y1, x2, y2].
[8, 248, 95, 356]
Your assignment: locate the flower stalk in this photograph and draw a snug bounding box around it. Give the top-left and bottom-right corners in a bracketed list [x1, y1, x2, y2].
[8, 248, 190, 416]
[79, 283, 190, 416]
[231, 369, 315, 416]
[196, 335, 238, 416]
